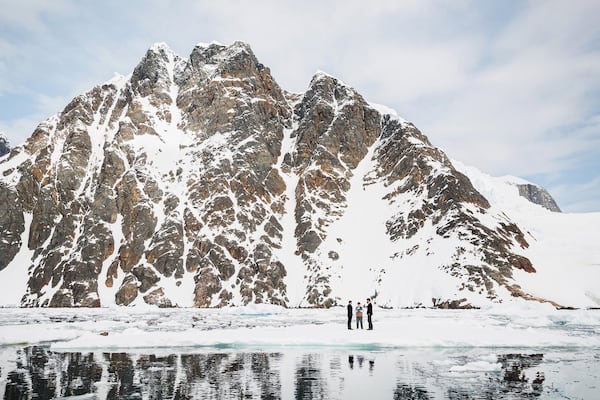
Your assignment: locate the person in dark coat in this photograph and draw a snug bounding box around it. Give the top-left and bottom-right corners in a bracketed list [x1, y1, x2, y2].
[366, 298, 373, 330]
[347, 300, 353, 330]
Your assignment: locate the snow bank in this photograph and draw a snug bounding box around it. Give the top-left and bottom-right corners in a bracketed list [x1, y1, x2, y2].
[449, 359, 501, 372]
[0, 214, 34, 306]
[49, 314, 600, 351]
[0, 324, 81, 345]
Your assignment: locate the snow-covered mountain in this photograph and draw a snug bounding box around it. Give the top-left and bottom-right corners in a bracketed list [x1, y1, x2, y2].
[0, 41, 598, 308]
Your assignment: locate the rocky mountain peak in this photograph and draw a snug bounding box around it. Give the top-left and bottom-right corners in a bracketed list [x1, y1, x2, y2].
[188, 41, 259, 78]
[291, 70, 375, 170]
[148, 41, 172, 53]
[305, 71, 357, 103]
[133, 43, 173, 76]
[131, 42, 180, 103]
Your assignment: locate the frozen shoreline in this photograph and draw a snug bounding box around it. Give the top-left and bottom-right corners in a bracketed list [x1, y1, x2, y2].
[1, 305, 599, 351]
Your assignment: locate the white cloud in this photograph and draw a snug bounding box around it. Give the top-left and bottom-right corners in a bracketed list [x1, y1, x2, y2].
[0, 0, 74, 31]
[400, 1, 600, 183]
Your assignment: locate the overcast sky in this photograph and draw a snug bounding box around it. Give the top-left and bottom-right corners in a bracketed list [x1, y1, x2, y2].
[1, 0, 599, 212]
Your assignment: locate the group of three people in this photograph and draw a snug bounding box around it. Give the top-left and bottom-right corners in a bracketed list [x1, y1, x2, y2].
[347, 298, 373, 330]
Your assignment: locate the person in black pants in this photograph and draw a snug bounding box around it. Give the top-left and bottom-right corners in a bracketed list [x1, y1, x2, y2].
[366, 298, 373, 330]
[347, 300, 353, 330]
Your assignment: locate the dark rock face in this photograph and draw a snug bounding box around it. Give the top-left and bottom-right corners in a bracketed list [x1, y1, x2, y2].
[517, 184, 561, 212]
[0, 133, 9, 157]
[0, 42, 552, 308]
[0, 183, 24, 272]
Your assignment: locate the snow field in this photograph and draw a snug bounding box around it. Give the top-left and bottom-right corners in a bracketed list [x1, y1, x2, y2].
[453, 160, 600, 308]
[0, 305, 598, 351]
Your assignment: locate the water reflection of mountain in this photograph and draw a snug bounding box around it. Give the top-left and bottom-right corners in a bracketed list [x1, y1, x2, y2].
[3, 347, 284, 399]
[0, 347, 572, 399]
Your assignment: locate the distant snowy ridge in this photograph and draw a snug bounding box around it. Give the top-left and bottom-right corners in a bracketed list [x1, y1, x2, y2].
[0, 41, 598, 309]
[453, 161, 561, 213]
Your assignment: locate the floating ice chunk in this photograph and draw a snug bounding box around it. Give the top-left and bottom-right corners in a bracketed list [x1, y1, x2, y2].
[449, 360, 502, 372]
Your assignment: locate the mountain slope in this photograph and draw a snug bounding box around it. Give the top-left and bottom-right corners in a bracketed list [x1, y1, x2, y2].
[453, 161, 600, 308]
[0, 41, 596, 308]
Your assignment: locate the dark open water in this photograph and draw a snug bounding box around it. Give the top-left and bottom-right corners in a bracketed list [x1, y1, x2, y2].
[1, 346, 598, 399]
